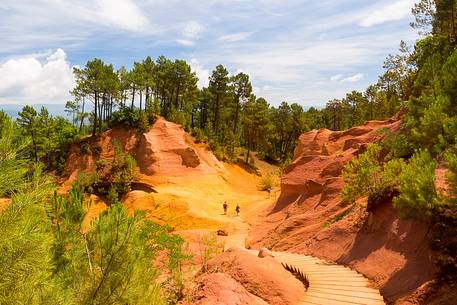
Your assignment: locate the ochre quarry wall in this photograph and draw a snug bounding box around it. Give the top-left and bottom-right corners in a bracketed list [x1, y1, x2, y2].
[249, 114, 435, 304]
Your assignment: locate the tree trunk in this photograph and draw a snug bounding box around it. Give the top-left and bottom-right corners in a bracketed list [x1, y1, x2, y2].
[98, 96, 103, 133]
[31, 130, 38, 162]
[139, 91, 143, 112]
[245, 145, 250, 165]
[370, 99, 373, 120]
[92, 93, 98, 137]
[175, 83, 181, 110]
[80, 97, 85, 132]
[233, 97, 240, 134]
[131, 87, 135, 110]
[214, 93, 220, 134]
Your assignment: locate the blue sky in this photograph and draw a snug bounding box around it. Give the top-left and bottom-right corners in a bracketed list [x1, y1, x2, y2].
[0, 0, 418, 107]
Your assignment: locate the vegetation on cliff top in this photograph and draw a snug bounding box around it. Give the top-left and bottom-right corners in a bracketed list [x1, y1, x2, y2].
[342, 0, 457, 284]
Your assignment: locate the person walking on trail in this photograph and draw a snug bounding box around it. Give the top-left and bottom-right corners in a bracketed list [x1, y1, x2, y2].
[223, 202, 228, 215]
[235, 204, 240, 216]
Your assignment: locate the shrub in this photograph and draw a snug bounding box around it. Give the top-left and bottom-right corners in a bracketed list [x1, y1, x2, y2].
[260, 173, 274, 191]
[342, 143, 407, 211]
[111, 140, 138, 194]
[50, 185, 187, 304]
[410, 96, 451, 154]
[342, 144, 383, 203]
[95, 159, 106, 172]
[430, 202, 457, 281]
[112, 107, 140, 128]
[80, 142, 91, 155]
[444, 150, 457, 199]
[106, 185, 119, 205]
[192, 127, 207, 143]
[380, 129, 414, 159]
[393, 149, 440, 219]
[92, 145, 102, 155]
[137, 112, 149, 133]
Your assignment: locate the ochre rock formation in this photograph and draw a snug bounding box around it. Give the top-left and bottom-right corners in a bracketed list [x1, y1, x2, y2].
[194, 247, 303, 305]
[62, 117, 225, 188]
[250, 115, 436, 304]
[187, 273, 268, 305]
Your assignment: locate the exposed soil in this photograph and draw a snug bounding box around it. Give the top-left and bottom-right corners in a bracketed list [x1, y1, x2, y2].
[194, 247, 304, 305]
[60, 115, 452, 304]
[248, 115, 444, 304]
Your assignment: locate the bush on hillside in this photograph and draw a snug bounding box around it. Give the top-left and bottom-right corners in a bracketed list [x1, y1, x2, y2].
[342, 143, 407, 212]
[80, 142, 92, 155]
[137, 111, 150, 133]
[111, 140, 138, 195]
[50, 184, 187, 304]
[112, 107, 152, 133]
[260, 173, 274, 191]
[393, 149, 440, 219]
[342, 144, 384, 203]
[192, 127, 207, 143]
[380, 128, 414, 159]
[408, 96, 451, 154]
[112, 107, 140, 128]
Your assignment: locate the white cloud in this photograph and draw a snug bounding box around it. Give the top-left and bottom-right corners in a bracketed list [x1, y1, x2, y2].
[341, 73, 364, 83]
[176, 39, 195, 46]
[359, 1, 413, 27]
[182, 20, 205, 38]
[95, 0, 150, 32]
[0, 0, 418, 107]
[219, 32, 253, 42]
[190, 58, 210, 88]
[330, 74, 343, 81]
[0, 49, 75, 104]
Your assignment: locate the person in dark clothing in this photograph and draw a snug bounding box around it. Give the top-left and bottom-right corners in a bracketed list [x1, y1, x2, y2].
[223, 202, 228, 215]
[235, 204, 240, 216]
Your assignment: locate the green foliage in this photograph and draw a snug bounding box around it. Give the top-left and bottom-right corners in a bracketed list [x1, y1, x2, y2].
[191, 127, 207, 143]
[80, 142, 92, 155]
[342, 144, 384, 203]
[17, 106, 78, 168]
[50, 185, 186, 305]
[112, 107, 141, 128]
[197, 232, 223, 272]
[137, 111, 150, 133]
[429, 150, 457, 280]
[342, 144, 405, 210]
[111, 140, 138, 194]
[260, 173, 275, 191]
[393, 150, 439, 219]
[0, 121, 57, 304]
[444, 149, 457, 201]
[76, 172, 98, 193]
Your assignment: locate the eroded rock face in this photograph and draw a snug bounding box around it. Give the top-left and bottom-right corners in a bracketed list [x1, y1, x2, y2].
[258, 248, 274, 258]
[62, 117, 225, 188]
[250, 114, 436, 303]
[188, 273, 268, 305]
[201, 247, 303, 305]
[135, 118, 224, 180]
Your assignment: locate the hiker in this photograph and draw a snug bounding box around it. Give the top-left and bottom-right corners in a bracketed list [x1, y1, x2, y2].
[223, 202, 228, 215]
[235, 204, 240, 216]
[267, 187, 272, 198]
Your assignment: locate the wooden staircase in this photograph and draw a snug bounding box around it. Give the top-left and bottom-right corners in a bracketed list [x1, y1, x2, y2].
[272, 251, 385, 305]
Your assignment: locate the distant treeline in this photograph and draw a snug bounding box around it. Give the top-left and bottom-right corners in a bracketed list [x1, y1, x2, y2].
[65, 49, 406, 164]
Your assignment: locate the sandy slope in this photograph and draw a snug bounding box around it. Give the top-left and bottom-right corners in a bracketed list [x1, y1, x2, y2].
[63, 117, 276, 233]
